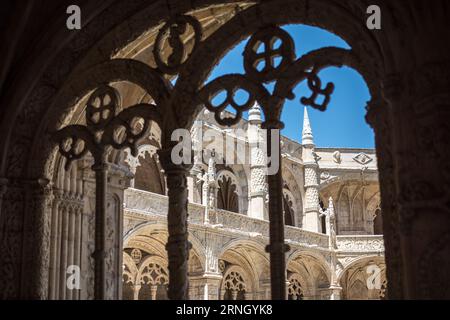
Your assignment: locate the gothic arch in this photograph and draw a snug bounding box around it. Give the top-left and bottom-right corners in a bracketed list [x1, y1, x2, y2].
[123, 222, 207, 273]
[216, 169, 243, 214]
[286, 249, 332, 279]
[286, 250, 331, 299]
[336, 255, 386, 284]
[283, 188, 297, 227]
[282, 164, 304, 227]
[338, 255, 386, 300]
[218, 239, 269, 297]
[287, 273, 306, 300]
[123, 251, 139, 284]
[220, 264, 253, 300]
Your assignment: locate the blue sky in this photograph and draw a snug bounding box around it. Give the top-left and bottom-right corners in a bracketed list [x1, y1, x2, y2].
[206, 24, 375, 149]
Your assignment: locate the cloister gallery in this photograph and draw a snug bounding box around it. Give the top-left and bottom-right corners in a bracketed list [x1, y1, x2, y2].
[0, 1, 450, 300]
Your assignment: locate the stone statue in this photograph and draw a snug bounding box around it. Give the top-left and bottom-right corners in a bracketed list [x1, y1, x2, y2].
[320, 197, 337, 249]
[328, 197, 337, 249]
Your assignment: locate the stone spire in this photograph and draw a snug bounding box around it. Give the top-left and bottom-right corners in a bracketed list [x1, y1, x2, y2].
[302, 107, 314, 146]
[302, 106, 321, 232]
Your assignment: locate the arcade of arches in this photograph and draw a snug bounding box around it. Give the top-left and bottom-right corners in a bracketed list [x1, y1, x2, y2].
[1, 1, 450, 300]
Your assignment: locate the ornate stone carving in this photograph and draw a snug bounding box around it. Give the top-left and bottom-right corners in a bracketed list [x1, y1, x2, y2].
[333, 151, 342, 164]
[337, 236, 384, 253]
[353, 153, 373, 166]
[153, 15, 203, 75]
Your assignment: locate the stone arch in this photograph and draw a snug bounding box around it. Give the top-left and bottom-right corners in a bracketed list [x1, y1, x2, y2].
[286, 249, 332, 277]
[2, 1, 404, 300]
[337, 255, 386, 300]
[170, 3, 385, 134]
[122, 251, 139, 300]
[129, 144, 165, 194]
[282, 163, 304, 227]
[283, 188, 297, 227]
[287, 273, 306, 300]
[1, 1, 388, 181]
[124, 222, 207, 273]
[136, 255, 169, 300]
[286, 250, 332, 299]
[221, 264, 252, 300]
[218, 239, 269, 299]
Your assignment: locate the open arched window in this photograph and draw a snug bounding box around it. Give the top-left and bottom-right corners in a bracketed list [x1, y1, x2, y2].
[217, 170, 241, 213]
[283, 189, 296, 226]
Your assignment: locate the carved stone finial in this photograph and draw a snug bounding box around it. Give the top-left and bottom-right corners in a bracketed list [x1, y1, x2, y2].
[302, 107, 314, 146]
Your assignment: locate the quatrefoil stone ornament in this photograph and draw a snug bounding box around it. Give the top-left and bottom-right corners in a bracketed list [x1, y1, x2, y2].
[86, 85, 119, 131]
[244, 26, 295, 83]
[53, 84, 161, 169]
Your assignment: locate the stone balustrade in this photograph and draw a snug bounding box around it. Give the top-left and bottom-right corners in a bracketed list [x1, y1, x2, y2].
[124, 188, 384, 252]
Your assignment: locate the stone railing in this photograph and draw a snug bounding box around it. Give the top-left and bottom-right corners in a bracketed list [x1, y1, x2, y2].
[124, 189, 383, 252]
[336, 235, 385, 253]
[123, 188, 205, 223]
[285, 226, 329, 248]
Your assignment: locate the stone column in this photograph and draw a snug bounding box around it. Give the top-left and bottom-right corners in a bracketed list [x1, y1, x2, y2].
[328, 285, 342, 300]
[74, 207, 82, 300]
[91, 162, 108, 300]
[201, 273, 222, 300]
[264, 120, 288, 300]
[366, 95, 403, 299]
[24, 178, 54, 299]
[383, 66, 450, 299]
[133, 284, 141, 300]
[150, 285, 158, 300]
[60, 204, 69, 300]
[158, 148, 192, 300]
